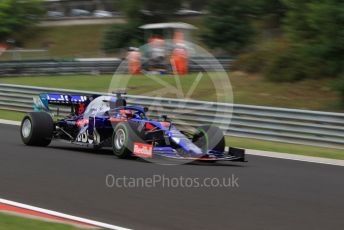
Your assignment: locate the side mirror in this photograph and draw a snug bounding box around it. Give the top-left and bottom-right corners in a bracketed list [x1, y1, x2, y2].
[144, 107, 149, 113]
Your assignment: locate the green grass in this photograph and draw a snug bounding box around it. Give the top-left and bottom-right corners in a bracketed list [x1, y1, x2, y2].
[227, 136, 344, 160]
[0, 110, 25, 121]
[1, 72, 342, 111]
[5, 24, 113, 60]
[231, 71, 343, 112]
[4, 18, 204, 60]
[0, 75, 113, 93]
[0, 73, 229, 102]
[0, 212, 82, 230]
[0, 109, 342, 160]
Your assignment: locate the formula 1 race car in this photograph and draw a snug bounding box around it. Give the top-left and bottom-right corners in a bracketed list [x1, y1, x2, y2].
[20, 92, 245, 163]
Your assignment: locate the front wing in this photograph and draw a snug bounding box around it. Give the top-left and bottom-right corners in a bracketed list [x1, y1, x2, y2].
[138, 146, 246, 162]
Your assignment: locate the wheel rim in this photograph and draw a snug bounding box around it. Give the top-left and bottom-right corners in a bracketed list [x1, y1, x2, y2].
[22, 119, 32, 138]
[114, 128, 126, 149]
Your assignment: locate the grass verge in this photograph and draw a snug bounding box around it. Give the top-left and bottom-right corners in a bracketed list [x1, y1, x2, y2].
[0, 72, 342, 111]
[6, 24, 113, 59]
[0, 212, 82, 230]
[0, 109, 342, 160]
[0, 73, 228, 102]
[227, 136, 344, 160]
[0, 110, 25, 121]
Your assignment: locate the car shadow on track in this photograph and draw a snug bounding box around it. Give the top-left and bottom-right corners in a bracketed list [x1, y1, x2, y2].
[48, 144, 245, 167]
[49, 144, 113, 156]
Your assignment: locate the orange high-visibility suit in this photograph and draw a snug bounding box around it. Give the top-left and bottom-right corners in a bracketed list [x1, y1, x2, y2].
[128, 50, 141, 74]
[171, 45, 188, 75]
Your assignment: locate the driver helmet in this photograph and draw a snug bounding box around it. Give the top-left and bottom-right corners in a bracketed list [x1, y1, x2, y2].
[119, 109, 133, 119]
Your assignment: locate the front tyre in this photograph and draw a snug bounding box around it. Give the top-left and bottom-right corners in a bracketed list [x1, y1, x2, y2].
[20, 112, 54, 146]
[193, 125, 225, 153]
[112, 124, 129, 158]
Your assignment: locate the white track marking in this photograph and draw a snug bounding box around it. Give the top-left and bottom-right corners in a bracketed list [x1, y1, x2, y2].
[0, 198, 132, 230]
[246, 149, 344, 167]
[0, 119, 20, 126]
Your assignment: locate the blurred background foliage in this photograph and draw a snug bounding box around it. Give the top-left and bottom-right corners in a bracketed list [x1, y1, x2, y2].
[0, 0, 343, 105]
[103, 0, 343, 83]
[0, 0, 45, 41]
[214, 0, 344, 102]
[201, 0, 254, 55]
[102, 0, 182, 52]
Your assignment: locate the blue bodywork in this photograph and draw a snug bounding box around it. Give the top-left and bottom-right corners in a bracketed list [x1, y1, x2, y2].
[33, 93, 245, 162]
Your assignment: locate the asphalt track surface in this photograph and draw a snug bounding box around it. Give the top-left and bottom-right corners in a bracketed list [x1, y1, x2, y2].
[0, 123, 343, 230]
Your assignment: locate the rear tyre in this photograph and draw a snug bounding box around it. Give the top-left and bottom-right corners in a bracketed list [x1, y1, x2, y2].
[193, 125, 225, 153]
[20, 112, 54, 146]
[112, 122, 145, 159]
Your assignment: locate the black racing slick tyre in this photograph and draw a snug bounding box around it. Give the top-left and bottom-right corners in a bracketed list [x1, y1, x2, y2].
[112, 122, 145, 159]
[20, 112, 54, 146]
[193, 125, 225, 153]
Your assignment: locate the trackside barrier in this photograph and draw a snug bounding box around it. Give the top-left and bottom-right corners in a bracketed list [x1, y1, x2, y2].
[0, 84, 343, 149]
[0, 58, 233, 76]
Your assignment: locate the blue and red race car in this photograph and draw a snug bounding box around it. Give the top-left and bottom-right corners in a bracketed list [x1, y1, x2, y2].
[20, 92, 245, 163]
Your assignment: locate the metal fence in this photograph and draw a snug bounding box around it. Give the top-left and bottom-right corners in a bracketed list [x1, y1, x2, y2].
[0, 58, 232, 76]
[0, 84, 343, 149]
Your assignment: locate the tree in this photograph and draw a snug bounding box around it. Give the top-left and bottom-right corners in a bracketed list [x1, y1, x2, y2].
[119, 0, 182, 23]
[202, 0, 254, 55]
[184, 0, 208, 11]
[0, 0, 45, 42]
[246, 0, 287, 29]
[283, 0, 344, 77]
[102, 0, 181, 52]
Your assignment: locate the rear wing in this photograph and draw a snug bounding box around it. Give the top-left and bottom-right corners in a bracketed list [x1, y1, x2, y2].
[33, 93, 90, 115]
[46, 94, 88, 105]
